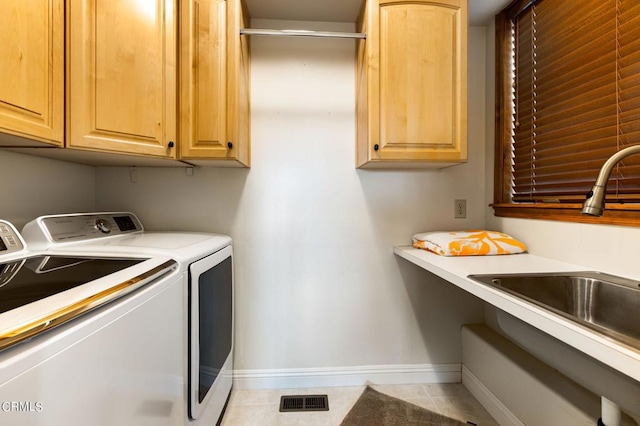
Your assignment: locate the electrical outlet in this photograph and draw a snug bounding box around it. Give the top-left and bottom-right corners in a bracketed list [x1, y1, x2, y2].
[454, 199, 466, 219]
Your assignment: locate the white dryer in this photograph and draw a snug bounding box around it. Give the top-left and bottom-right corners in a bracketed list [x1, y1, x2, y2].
[21, 212, 235, 425]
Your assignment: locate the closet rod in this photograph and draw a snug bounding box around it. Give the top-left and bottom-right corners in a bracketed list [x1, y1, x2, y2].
[240, 28, 366, 39]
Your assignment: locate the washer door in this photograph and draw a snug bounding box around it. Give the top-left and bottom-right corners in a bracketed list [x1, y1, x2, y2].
[188, 245, 233, 420]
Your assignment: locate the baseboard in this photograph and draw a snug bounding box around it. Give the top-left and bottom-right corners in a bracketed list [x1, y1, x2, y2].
[233, 363, 461, 390]
[462, 365, 524, 426]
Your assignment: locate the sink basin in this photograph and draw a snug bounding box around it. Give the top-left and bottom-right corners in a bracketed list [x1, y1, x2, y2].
[467, 271, 640, 352]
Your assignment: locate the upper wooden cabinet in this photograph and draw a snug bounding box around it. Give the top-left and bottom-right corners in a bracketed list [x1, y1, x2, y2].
[356, 0, 468, 168]
[0, 0, 64, 146]
[67, 0, 177, 159]
[179, 0, 250, 167]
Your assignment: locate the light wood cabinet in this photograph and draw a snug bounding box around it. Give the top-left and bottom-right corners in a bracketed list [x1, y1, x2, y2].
[67, 0, 177, 159]
[0, 0, 64, 146]
[356, 0, 467, 168]
[179, 0, 250, 166]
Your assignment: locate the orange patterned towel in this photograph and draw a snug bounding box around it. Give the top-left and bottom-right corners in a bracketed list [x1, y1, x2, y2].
[412, 230, 527, 256]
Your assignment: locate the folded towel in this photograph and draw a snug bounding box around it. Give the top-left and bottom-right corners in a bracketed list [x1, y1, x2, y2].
[412, 230, 527, 256]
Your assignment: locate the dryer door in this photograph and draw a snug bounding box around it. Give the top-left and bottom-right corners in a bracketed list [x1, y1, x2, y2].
[188, 244, 233, 421]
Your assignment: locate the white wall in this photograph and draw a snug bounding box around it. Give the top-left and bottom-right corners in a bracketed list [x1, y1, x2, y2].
[0, 150, 95, 229]
[491, 219, 640, 281]
[94, 21, 489, 372]
[483, 20, 640, 282]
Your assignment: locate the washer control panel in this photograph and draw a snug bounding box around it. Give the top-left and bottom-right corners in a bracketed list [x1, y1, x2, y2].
[37, 213, 143, 243]
[94, 218, 112, 234]
[0, 220, 25, 255]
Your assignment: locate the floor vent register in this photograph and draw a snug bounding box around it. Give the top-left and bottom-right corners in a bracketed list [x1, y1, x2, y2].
[279, 394, 329, 412]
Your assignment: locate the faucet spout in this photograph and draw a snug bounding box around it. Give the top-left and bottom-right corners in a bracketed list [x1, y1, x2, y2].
[581, 145, 640, 216]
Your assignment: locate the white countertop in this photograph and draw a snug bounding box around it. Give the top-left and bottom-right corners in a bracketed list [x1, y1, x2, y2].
[393, 246, 640, 382]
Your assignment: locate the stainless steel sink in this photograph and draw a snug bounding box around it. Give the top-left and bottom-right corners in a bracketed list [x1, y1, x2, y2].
[467, 271, 640, 352]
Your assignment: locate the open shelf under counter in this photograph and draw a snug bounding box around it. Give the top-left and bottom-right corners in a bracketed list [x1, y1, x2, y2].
[393, 245, 640, 383]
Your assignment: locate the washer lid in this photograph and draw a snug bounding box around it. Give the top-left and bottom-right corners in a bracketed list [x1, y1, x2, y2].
[0, 255, 146, 315]
[0, 255, 177, 352]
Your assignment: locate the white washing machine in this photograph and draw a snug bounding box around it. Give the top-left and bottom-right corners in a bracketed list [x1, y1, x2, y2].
[0, 218, 183, 425]
[16, 212, 234, 425]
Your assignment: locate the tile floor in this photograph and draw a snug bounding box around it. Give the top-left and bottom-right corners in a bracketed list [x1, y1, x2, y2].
[220, 383, 498, 425]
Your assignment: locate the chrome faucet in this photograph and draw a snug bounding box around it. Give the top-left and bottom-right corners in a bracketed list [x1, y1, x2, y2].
[581, 145, 640, 216]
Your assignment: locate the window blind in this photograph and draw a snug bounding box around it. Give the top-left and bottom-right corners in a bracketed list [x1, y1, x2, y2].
[508, 0, 640, 203]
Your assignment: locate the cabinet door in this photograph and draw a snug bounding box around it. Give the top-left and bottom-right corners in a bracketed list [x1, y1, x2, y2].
[68, 0, 177, 158]
[180, 0, 227, 159]
[357, 0, 467, 168]
[225, 0, 251, 167]
[0, 0, 64, 146]
[180, 0, 250, 166]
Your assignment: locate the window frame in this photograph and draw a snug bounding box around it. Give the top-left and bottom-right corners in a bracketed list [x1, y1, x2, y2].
[492, 0, 640, 227]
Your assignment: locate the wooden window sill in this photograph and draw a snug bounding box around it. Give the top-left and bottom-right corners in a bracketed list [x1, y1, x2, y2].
[491, 203, 640, 227]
